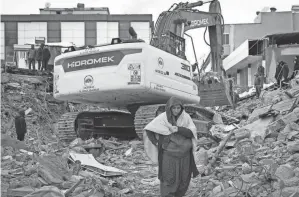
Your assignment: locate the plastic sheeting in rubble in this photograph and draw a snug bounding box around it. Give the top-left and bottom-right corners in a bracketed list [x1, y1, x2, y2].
[69, 151, 127, 177]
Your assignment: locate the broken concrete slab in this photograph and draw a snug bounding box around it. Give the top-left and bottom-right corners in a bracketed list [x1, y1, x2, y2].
[275, 165, 295, 180]
[234, 128, 251, 141]
[284, 177, 299, 187]
[37, 155, 71, 185]
[287, 141, 299, 153]
[248, 106, 271, 123]
[285, 86, 299, 98]
[7, 186, 35, 197]
[242, 116, 275, 141]
[23, 186, 64, 197]
[267, 110, 299, 133]
[250, 97, 299, 124]
[281, 187, 299, 197]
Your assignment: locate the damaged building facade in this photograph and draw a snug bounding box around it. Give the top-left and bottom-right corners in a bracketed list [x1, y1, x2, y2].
[223, 5, 299, 87]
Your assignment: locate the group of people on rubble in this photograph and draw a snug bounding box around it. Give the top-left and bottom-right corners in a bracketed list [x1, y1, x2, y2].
[27, 43, 51, 71]
[254, 56, 299, 98]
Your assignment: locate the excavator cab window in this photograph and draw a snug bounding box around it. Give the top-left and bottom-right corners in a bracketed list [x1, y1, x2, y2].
[165, 31, 186, 60]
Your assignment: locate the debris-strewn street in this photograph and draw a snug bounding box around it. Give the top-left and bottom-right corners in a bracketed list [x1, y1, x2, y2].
[2, 71, 299, 197]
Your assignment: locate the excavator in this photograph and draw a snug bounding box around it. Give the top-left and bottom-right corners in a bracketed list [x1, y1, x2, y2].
[53, 0, 236, 143]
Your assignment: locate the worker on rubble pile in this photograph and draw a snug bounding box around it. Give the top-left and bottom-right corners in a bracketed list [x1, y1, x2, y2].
[36, 43, 51, 71]
[14, 110, 27, 141]
[143, 96, 199, 197]
[257, 63, 265, 84]
[275, 61, 289, 88]
[290, 56, 299, 79]
[27, 44, 36, 70]
[254, 72, 263, 99]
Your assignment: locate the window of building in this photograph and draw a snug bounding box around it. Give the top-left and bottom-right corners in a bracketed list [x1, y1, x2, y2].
[96, 22, 119, 45]
[61, 22, 85, 46]
[130, 22, 151, 44]
[18, 22, 47, 45]
[1, 23, 5, 60]
[222, 34, 229, 45]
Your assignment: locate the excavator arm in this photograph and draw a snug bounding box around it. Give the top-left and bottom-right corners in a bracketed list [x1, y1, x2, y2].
[150, 0, 224, 74]
[150, 0, 235, 107]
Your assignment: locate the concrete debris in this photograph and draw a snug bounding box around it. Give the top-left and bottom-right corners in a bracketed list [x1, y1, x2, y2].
[2, 72, 299, 197]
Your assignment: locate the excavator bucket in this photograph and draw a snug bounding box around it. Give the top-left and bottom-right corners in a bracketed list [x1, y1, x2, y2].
[197, 73, 235, 107]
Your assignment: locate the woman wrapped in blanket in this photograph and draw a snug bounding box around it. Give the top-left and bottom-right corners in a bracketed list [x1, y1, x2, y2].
[143, 96, 199, 197]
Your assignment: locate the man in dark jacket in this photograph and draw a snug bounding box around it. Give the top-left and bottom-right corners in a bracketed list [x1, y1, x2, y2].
[42, 45, 51, 71]
[291, 56, 299, 79]
[36, 43, 51, 71]
[15, 110, 27, 141]
[254, 72, 263, 98]
[275, 61, 289, 87]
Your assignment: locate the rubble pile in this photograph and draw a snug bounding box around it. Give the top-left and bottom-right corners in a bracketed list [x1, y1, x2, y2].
[187, 85, 299, 197]
[1, 135, 162, 197]
[1, 73, 66, 145]
[1, 72, 299, 197]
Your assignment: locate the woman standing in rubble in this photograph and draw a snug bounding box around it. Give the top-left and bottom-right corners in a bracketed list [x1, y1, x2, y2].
[15, 110, 27, 141]
[143, 96, 199, 197]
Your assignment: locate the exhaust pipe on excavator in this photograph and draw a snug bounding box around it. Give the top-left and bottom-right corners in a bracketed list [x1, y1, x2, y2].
[129, 27, 138, 39]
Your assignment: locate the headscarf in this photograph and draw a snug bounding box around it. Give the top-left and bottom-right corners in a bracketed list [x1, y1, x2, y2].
[19, 110, 25, 117]
[165, 96, 184, 126]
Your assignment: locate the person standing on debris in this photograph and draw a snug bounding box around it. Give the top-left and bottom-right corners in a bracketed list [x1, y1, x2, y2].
[36, 44, 43, 71]
[15, 110, 27, 141]
[143, 96, 199, 197]
[36, 43, 51, 71]
[254, 72, 263, 98]
[291, 56, 299, 79]
[275, 61, 289, 87]
[257, 63, 265, 84]
[27, 45, 36, 70]
[42, 45, 51, 71]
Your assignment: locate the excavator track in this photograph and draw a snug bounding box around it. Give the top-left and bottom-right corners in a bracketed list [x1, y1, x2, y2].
[57, 112, 80, 144]
[134, 104, 238, 139]
[57, 109, 135, 144]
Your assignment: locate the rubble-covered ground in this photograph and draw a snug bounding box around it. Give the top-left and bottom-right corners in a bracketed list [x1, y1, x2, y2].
[1, 71, 299, 197]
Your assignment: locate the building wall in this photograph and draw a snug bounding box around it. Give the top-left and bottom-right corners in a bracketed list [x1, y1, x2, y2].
[240, 67, 248, 87]
[17, 22, 47, 45]
[230, 12, 299, 51]
[85, 22, 96, 45]
[223, 11, 299, 87]
[0, 14, 153, 62]
[1, 22, 5, 60]
[47, 22, 61, 42]
[96, 22, 119, 45]
[4, 22, 17, 63]
[61, 22, 85, 46]
[294, 13, 299, 31]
